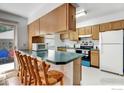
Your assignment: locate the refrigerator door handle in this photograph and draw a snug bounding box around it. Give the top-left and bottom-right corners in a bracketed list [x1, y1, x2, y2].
[100, 33, 103, 54]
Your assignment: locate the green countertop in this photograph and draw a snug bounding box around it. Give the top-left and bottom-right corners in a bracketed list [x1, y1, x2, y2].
[20, 50, 82, 65]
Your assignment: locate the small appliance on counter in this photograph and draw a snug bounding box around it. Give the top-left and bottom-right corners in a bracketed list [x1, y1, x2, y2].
[32, 43, 48, 51]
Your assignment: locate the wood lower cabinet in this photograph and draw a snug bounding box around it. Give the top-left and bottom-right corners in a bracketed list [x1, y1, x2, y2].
[90, 50, 99, 68]
[92, 25, 99, 40]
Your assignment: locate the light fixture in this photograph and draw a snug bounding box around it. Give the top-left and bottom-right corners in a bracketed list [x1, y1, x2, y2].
[76, 9, 87, 18]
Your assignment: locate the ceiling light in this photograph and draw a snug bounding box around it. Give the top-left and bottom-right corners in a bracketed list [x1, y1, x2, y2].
[76, 9, 87, 18]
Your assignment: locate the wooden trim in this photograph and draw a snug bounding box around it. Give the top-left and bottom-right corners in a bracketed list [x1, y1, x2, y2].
[91, 65, 99, 68]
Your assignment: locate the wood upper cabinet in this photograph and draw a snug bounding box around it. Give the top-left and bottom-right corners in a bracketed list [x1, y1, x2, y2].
[92, 25, 99, 40]
[33, 19, 40, 35]
[40, 3, 76, 34]
[100, 22, 111, 32]
[111, 20, 123, 30]
[60, 29, 78, 41]
[90, 50, 99, 68]
[60, 33, 69, 40]
[28, 19, 40, 50]
[28, 23, 35, 50]
[78, 27, 85, 35]
[69, 29, 78, 41]
[67, 4, 76, 31]
[28, 19, 40, 36]
[85, 26, 92, 35]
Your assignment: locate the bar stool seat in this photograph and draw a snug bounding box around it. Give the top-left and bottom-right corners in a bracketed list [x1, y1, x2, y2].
[47, 70, 64, 82]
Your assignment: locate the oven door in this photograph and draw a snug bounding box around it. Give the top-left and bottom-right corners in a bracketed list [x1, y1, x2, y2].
[75, 49, 82, 54]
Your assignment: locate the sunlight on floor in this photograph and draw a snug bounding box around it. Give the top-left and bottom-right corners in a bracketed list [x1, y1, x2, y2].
[0, 62, 14, 74]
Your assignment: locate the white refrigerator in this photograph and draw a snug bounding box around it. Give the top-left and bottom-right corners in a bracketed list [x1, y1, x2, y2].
[99, 30, 123, 75]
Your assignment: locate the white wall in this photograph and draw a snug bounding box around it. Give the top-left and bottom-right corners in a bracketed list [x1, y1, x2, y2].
[77, 11, 124, 28]
[0, 30, 14, 39]
[0, 10, 28, 49]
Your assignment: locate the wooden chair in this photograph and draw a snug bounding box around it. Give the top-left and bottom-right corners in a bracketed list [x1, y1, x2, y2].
[23, 55, 38, 85]
[32, 58, 64, 85]
[14, 51, 21, 77]
[15, 51, 64, 85]
[15, 51, 25, 84]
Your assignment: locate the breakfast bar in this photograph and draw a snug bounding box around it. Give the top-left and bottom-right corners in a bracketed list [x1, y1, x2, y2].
[20, 50, 82, 85]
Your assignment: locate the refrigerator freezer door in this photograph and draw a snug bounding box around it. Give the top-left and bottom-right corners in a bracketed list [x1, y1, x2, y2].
[100, 44, 123, 75]
[101, 30, 123, 44]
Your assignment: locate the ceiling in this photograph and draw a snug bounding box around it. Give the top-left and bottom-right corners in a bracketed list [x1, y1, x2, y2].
[0, 3, 48, 18]
[0, 3, 124, 24]
[76, 3, 124, 23]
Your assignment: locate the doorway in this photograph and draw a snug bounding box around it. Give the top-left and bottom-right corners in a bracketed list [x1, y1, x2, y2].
[0, 22, 16, 73]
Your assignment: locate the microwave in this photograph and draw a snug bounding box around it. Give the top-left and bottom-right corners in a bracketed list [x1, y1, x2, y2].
[32, 43, 47, 51]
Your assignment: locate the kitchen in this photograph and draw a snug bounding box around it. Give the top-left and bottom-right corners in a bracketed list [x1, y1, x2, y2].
[0, 3, 124, 85]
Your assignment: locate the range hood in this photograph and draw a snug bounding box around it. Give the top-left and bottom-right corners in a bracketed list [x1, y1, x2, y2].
[79, 34, 92, 38]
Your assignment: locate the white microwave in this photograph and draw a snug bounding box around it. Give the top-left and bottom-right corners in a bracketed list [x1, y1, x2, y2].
[32, 43, 47, 51]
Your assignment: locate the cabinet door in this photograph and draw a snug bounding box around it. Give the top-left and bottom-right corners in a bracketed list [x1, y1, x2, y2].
[28, 23, 35, 50]
[69, 32, 74, 40]
[73, 29, 79, 41]
[91, 51, 99, 68]
[60, 33, 68, 40]
[40, 4, 76, 33]
[92, 25, 99, 40]
[69, 31, 78, 41]
[34, 19, 40, 35]
[78, 27, 85, 35]
[111, 20, 123, 30]
[100, 23, 111, 32]
[85, 26, 92, 35]
[67, 4, 76, 31]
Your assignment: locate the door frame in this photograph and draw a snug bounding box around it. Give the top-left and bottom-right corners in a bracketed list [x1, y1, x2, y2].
[0, 19, 18, 70]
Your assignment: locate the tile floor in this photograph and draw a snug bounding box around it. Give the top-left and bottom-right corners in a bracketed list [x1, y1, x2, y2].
[81, 66, 124, 85]
[1, 66, 124, 85]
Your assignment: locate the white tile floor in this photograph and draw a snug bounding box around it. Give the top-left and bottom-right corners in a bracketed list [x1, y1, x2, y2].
[1, 65, 124, 85]
[81, 66, 124, 85]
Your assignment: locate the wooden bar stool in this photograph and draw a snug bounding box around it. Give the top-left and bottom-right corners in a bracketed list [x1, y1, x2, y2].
[33, 58, 64, 85]
[14, 51, 21, 77]
[23, 55, 38, 85]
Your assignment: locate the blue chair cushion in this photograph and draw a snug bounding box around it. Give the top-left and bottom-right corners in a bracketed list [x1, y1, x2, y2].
[0, 49, 9, 58]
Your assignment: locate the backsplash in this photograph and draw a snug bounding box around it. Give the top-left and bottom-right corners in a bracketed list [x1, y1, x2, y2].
[45, 34, 99, 50]
[63, 38, 99, 49]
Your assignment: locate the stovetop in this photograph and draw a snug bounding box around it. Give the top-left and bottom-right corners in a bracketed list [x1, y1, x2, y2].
[80, 46, 93, 50]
